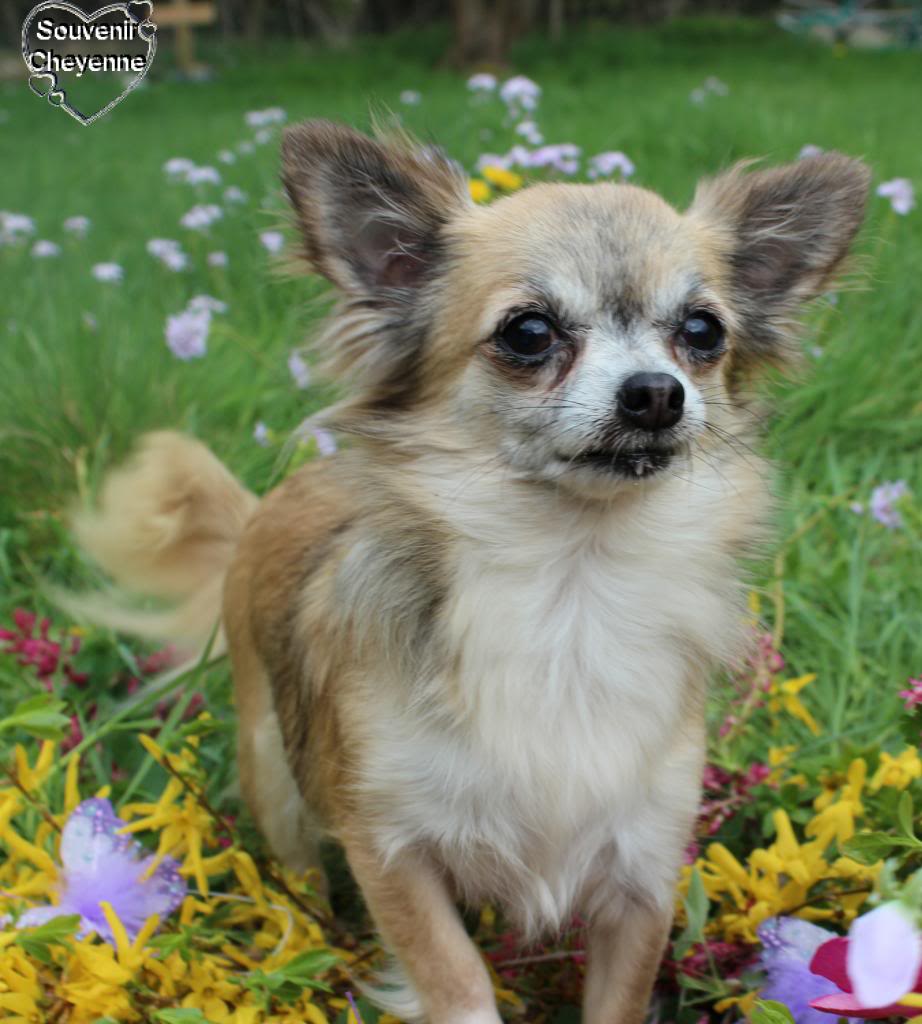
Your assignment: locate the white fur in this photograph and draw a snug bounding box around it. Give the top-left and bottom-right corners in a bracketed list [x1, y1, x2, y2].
[354, 449, 760, 937]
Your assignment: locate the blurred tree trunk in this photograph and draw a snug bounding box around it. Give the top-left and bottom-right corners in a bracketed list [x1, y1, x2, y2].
[445, 0, 538, 68]
[244, 0, 267, 39]
[303, 0, 365, 46]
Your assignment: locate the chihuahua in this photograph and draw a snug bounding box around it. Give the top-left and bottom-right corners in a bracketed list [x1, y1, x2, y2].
[73, 122, 868, 1023]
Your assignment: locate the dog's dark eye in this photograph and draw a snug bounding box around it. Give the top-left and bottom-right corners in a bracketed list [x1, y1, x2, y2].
[499, 314, 556, 360]
[680, 311, 724, 353]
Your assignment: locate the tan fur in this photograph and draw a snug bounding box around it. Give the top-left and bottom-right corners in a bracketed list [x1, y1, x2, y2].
[71, 124, 869, 1023]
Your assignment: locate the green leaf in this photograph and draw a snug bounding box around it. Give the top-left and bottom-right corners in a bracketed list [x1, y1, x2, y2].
[673, 866, 709, 959]
[751, 999, 797, 1024]
[898, 791, 916, 841]
[842, 832, 919, 865]
[153, 1010, 213, 1024]
[0, 694, 70, 740]
[14, 913, 81, 965]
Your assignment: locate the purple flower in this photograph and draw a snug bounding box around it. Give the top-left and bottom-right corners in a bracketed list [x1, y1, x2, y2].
[526, 143, 581, 175]
[254, 128, 272, 146]
[165, 307, 210, 360]
[259, 230, 285, 254]
[877, 178, 915, 216]
[62, 215, 90, 236]
[869, 480, 909, 529]
[313, 427, 337, 457]
[237, 140, 255, 156]
[515, 120, 543, 146]
[207, 250, 228, 268]
[799, 144, 824, 160]
[244, 107, 286, 128]
[184, 165, 221, 186]
[146, 238, 187, 272]
[92, 262, 123, 283]
[13, 798, 184, 943]
[757, 917, 860, 1024]
[588, 151, 635, 179]
[253, 421, 270, 446]
[163, 157, 195, 178]
[500, 75, 541, 113]
[288, 351, 311, 390]
[467, 73, 497, 92]
[399, 90, 422, 106]
[180, 204, 223, 231]
[223, 186, 247, 204]
[217, 149, 236, 165]
[704, 75, 729, 96]
[31, 239, 61, 258]
[0, 211, 35, 245]
[476, 153, 510, 172]
[187, 294, 227, 315]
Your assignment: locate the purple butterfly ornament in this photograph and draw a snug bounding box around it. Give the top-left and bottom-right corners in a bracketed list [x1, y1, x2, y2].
[12, 797, 185, 942]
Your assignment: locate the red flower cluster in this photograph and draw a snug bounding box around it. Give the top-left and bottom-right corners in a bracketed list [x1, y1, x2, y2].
[0, 608, 88, 686]
[697, 761, 772, 836]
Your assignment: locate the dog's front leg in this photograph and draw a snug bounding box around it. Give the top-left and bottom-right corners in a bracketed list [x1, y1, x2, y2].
[582, 901, 673, 1024]
[343, 832, 501, 1024]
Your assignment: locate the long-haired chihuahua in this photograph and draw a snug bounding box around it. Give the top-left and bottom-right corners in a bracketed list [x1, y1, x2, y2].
[72, 122, 869, 1023]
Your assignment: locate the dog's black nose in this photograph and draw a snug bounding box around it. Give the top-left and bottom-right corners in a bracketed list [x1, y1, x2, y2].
[618, 373, 684, 431]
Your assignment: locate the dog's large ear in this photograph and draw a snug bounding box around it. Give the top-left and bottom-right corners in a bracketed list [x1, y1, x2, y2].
[281, 119, 471, 298]
[689, 152, 870, 367]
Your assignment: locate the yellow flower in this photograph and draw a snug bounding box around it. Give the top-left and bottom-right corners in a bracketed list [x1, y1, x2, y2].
[181, 959, 238, 1022]
[768, 673, 821, 735]
[469, 179, 491, 203]
[481, 165, 523, 191]
[0, 947, 43, 1024]
[60, 939, 136, 1023]
[870, 747, 922, 791]
[12, 742, 55, 794]
[685, 807, 878, 943]
[714, 990, 757, 1016]
[121, 779, 216, 894]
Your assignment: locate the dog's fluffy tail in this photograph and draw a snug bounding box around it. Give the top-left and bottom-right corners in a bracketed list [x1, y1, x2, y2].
[67, 432, 258, 658]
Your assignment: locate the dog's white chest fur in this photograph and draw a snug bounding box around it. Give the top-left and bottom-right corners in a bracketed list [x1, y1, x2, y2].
[359, 465, 751, 933]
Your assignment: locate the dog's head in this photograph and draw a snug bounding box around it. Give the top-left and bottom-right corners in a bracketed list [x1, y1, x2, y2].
[283, 121, 869, 497]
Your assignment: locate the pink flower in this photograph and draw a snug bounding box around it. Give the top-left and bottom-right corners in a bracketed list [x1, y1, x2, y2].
[899, 677, 922, 710]
[0, 609, 88, 686]
[810, 904, 922, 1018]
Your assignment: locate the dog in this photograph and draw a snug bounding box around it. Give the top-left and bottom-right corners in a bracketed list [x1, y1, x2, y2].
[72, 121, 869, 1023]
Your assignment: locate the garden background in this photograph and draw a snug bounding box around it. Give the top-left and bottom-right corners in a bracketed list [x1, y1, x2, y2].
[1, 4, 921, 1023]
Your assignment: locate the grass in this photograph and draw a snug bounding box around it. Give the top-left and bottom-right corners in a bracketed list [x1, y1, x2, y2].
[2, 17, 919, 741]
[0, 17, 920, 1020]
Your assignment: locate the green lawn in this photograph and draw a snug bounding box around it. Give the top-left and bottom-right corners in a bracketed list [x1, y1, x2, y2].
[0, 18, 920, 1021]
[2, 18, 919, 742]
